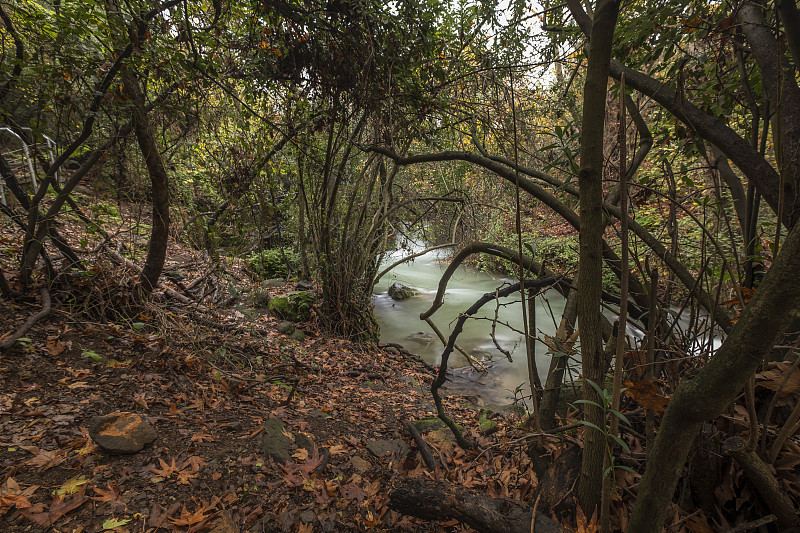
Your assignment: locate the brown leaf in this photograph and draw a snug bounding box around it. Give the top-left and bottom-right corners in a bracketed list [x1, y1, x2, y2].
[340, 482, 367, 503]
[21, 446, 68, 470]
[756, 361, 800, 397]
[92, 484, 122, 503]
[624, 380, 670, 414]
[168, 504, 211, 527]
[20, 484, 88, 526]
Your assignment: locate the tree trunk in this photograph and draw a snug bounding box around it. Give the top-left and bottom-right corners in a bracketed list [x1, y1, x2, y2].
[628, 213, 800, 532]
[574, 0, 621, 516]
[121, 69, 170, 296]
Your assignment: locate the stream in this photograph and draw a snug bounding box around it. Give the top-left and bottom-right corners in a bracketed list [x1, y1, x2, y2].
[372, 243, 568, 405]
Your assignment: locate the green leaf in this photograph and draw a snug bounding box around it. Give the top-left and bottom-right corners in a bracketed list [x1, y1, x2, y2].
[573, 399, 604, 409]
[102, 518, 131, 530]
[610, 433, 631, 452]
[576, 420, 604, 433]
[608, 409, 631, 426]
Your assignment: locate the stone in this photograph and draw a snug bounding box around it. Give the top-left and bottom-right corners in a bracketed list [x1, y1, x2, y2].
[478, 409, 499, 435]
[412, 417, 447, 433]
[289, 329, 305, 342]
[295, 432, 315, 454]
[299, 510, 316, 524]
[388, 282, 415, 300]
[405, 331, 435, 344]
[350, 456, 371, 473]
[260, 418, 292, 464]
[276, 321, 295, 335]
[267, 291, 316, 322]
[88, 412, 157, 454]
[261, 278, 287, 288]
[366, 439, 410, 458]
[384, 346, 401, 355]
[295, 280, 314, 291]
[309, 409, 330, 419]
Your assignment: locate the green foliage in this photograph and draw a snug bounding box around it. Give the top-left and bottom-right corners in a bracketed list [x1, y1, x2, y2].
[245, 248, 299, 280]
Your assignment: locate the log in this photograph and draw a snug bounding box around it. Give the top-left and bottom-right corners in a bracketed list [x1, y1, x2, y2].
[389, 477, 566, 533]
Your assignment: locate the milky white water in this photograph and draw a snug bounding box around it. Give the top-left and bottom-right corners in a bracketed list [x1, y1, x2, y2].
[372, 244, 567, 404]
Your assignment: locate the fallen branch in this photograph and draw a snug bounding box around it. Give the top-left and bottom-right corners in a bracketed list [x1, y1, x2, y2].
[723, 436, 800, 530]
[389, 477, 566, 533]
[721, 514, 777, 533]
[372, 242, 457, 285]
[402, 421, 438, 471]
[0, 286, 51, 350]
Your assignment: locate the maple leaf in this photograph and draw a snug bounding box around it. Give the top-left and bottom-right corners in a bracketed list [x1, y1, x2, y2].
[623, 380, 670, 414]
[574, 503, 599, 533]
[190, 433, 215, 443]
[92, 483, 123, 503]
[57, 475, 88, 496]
[340, 482, 367, 503]
[20, 484, 88, 526]
[151, 457, 179, 478]
[168, 504, 212, 527]
[292, 448, 309, 461]
[756, 361, 800, 396]
[328, 444, 348, 455]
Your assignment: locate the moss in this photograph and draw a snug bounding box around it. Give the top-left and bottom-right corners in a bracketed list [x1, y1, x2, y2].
[267, 291, 316, 322]
[478, 409, 499, 435]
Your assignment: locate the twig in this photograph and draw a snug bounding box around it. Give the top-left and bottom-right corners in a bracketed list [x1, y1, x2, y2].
[0, 286, 51, 350]
[721, 514, 777, 533]
[403, 421, 438, 471]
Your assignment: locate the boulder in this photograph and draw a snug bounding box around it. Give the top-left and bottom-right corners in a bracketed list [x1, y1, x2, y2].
[267, 291, 316, 322]
[260, 418, 292, 464]
[88, 412, 157, 454]
[388, 282, 415, 300]
[290, 329, 305, 342]
[366, 438, 410, 458]
[261, 278, 287, 288]
[295, 280, 314, 291]
[276, 321, 295, 335]
[405, 331, 435, 344]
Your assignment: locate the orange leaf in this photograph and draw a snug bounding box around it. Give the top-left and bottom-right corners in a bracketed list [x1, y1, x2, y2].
[624, 380, 670, 414]
[20, 484, 88, 526]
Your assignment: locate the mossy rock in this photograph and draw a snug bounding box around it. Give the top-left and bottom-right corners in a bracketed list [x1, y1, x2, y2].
[411, 417, 463, 434]
[268, 291, 316, 322]
[388, 282, 415, 300]
[478, 409, 499, 436]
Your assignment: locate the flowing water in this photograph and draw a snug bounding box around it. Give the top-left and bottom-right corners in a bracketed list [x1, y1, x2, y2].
[372, 244, 568, 404]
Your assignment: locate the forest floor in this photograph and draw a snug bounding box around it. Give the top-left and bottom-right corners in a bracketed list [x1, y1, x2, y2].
[0, 199, 562, 533]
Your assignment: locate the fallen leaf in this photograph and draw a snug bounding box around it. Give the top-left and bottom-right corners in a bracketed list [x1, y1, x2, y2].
[623, 380, 670, 414]
[102, 517, 131, 530]
[20, 484, 88, 525]
[57, 475, 88, 496]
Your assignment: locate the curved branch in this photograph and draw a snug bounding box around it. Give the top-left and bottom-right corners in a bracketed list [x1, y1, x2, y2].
[0, 3, 24, 104]
[430, 277, 564, 449]
[0, 287, 51, 350]
[372, 243, 457, 285]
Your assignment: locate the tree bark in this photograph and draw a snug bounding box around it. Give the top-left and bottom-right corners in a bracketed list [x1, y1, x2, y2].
[120, 69, 170, 296]
[389, 477, 566, 533]
[574, 0, 621, 516]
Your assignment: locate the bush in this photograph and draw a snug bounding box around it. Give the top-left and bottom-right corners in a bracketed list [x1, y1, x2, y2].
[245, 248, 300, 280]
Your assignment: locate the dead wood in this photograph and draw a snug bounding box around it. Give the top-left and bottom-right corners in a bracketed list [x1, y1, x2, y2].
[402, 421, 437, 471]
[388, 477, 566, 533]
[0, 286, 51, 350]
[723, 436, 800, 530]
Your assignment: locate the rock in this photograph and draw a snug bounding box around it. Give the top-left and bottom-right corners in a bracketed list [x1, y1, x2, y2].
[295, 280, 314, 291]
[261, 278, 287, 288]
[366, 439, 410, 458]
[225, 421, 243, 432]
[478, 409, 499, 436]
[350, 456, 371, 473]
[88, 412, 157, 454]
[384, 346, 401, 355]
[260, 418, 292, 464]
[405, 331, 435, 344]
[289, 329, 305, 342]
[276, 321, 295, 335]
[412, 417, 447, 433]
[309, 409, 330, 419]
[299, 510, 316, 524]
[267, 291, 316, 322]
[295, 432, 315, 454]
[388, 282, 415, 300]
[207, 511, 239, 533]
